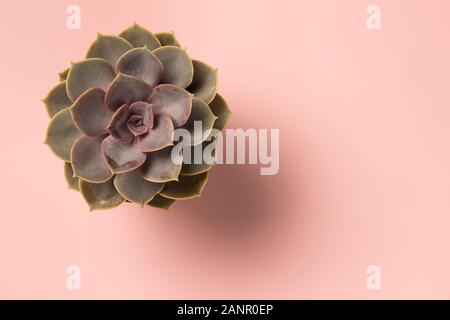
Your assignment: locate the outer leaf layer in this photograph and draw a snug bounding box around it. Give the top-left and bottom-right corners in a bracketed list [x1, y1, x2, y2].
[180, 140, 216, 176]
[86, 34, 133, 67]
[114, 169, 164, 205]
[44, 81, 72, 117]
[147, 194, 175, 210]
[119, 23, 161, 50]
[45, 108, 82, 161]
[66, 58, 116, 102]
[160, 172, 208, 199]
[187, 60, 218, 104]
[59, 68, 69, 81]
[79, 179, 124, 211]
[180, 97, 217, 146]
[155, 32, 180, 47]
[153, 46, 193, 88]
[64, 162, 79, 190]
[208, 93, 231, 130]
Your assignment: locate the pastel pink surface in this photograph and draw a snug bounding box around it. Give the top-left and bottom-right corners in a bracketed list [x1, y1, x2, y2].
[1, 0, 450, 299]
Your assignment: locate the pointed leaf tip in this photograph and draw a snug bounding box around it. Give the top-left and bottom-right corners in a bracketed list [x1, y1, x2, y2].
[64, 162, 80, 191]
[147, 194, 176, 210]
[114, 169, 164, 205]
[44, 81, 72, 117]
[187, 60, 218, 104]
[120, 24, 161, 50]
[45, 108, 82, 161]
[160, 171, 208, 199]
[80, 179, 124, 211]
[153, 46, 193, 88]
[155, 32, 181, 47]
[142, 146, 182, 183]
[208, 93, 231, 130]
[87, 34, 133, 67]
[116, 47, 163, 87]
[66, 58, 115, 102]
[179, 97, 217, 146]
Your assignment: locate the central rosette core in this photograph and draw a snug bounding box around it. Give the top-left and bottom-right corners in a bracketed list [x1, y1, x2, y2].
[107, 101, 154, 142]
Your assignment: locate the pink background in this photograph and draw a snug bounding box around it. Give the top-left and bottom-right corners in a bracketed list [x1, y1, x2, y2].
[1, 0, 450, 299]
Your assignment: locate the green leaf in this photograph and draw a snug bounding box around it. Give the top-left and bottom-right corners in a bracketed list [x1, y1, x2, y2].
[45, 108, 82, 161]
[160, 172, 208, 199]
[43, 81, 72, 118]
[114, 169, 164, 205]
[186, 60, 218, 104]
[86, 34, 133, 67]
[66, 58, 115, 102]
[64, 162, 79, 191]
[147, 194, 176, 210]
[153, 46, 193, 88]
[79, 178, 125, 211]
[119, 23, 161, 50]
[155, 32, 181, 47]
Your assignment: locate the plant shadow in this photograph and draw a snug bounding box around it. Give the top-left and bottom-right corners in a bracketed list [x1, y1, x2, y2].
[137, 116, 305, 275]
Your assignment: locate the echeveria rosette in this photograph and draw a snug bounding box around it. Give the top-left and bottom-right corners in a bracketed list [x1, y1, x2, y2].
[44, 24, 231, 211]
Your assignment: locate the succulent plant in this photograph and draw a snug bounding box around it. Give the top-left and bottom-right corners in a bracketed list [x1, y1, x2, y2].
[44, 24, 231, 211]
